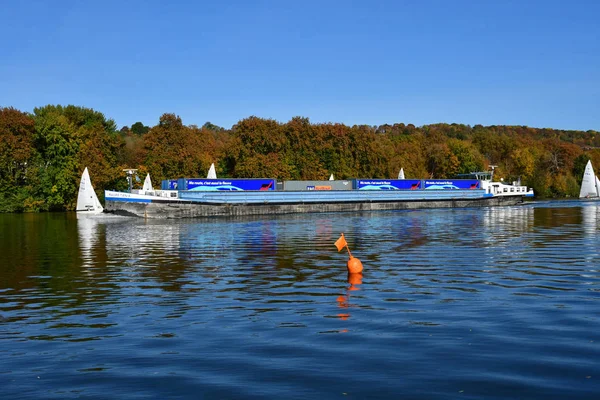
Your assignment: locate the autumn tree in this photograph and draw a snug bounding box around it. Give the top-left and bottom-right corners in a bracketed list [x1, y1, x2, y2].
[281, 117, 328, 179]
[316, 123, 356, 179]
[447, 139, 485, 175]
[142, 113, 215, 182]
[0, 108, 37, 211]
[225, 116, 293, 178]
[4, 103, 600, 213]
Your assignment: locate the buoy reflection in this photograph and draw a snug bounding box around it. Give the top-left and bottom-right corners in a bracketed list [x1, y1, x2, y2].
[336, 272, 363, 322]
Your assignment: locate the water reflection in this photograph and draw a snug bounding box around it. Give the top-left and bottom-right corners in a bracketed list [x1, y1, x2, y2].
[483, 205, 534, 234]
[582, 202, 599, 236]
[2, 204, 600, 398]
[581, 202, 600, 266]
[76, 214, 99, 270]
[336, 273, 363, 322]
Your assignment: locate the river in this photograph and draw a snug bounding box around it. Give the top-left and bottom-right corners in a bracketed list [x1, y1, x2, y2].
[1, 201, 599, 399]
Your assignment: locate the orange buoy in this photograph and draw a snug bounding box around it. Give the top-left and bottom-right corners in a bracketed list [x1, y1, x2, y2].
[347, 256, 363, 274]
[335, 233, 364, 274]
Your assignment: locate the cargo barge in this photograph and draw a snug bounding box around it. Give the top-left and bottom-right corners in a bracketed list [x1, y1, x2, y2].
[103, 172, 534, 219]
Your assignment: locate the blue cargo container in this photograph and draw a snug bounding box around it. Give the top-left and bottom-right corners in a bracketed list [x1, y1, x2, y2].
[355, 179, 422, 190]
[177, 178, 276, 191]
[424, 179, 480, 190]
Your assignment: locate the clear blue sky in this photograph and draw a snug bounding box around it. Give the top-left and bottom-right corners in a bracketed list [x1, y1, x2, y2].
[1, 0, 598, 131]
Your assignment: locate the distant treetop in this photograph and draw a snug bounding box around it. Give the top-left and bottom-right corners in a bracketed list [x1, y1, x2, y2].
[131, 122, 150, 135]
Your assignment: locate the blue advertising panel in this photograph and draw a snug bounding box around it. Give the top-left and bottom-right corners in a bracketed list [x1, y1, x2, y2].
[188, 179, 276, 191]
[356, 179, 422, 190]
[424, 179, 480, 190]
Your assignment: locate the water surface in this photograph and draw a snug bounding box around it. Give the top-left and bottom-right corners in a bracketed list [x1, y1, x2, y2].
[1, 201, 599, 399]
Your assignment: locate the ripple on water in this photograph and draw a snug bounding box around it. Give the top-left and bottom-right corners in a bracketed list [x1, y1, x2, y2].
[0, 204, 600, 398]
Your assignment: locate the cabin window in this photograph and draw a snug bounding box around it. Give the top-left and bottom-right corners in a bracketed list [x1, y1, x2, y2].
[503, 188, 508, 193]
[511, 187, 514, 192]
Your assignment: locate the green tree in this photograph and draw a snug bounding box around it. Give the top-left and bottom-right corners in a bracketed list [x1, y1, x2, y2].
[202, 121, 225, 132]
[32, 105, 122, 210]
[573, 154, 591, 186]
[131, 121, 150, 135]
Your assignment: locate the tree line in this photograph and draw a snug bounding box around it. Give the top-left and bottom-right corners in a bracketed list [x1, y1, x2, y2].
[1, 105, 599, 212]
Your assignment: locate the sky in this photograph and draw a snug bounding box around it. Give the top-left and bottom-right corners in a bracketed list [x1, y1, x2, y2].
[1, 0, 598, 131]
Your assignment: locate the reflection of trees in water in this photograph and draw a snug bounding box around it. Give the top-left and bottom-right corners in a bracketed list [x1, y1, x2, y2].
[0, 213, 80, 293]
[534, 206, 580, 228]
[529, 203, 593, 248]
[0, 214, 119, 333]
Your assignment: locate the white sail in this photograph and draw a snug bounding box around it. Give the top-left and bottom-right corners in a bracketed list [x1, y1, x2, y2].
[207, 163, 217, 179]
[329, 174, 335, 181]
[76, 167, 104, 213]
[596, 176, 600, 197]
[142, 173, 153, 191]
[579, 160, 599, 198]
[398, 168, 405, 179]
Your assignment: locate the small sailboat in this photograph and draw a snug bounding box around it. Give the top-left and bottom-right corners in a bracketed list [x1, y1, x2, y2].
[207, 163, 217, 179]
[579, 160, 600, 198]
[329, 174, 335, 181]
[142, 173, 153, 191]
[398, 168, 405, 179]
[76, 167, 104, 213]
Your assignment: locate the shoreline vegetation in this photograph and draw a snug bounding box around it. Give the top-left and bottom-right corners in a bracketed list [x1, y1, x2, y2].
[1, 105, 598, 212]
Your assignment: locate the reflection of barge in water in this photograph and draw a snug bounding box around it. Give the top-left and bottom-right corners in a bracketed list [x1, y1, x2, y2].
[104, 171, 534, 219]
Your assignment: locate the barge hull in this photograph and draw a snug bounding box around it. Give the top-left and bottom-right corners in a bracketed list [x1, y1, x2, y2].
[105, 196, 525, 219]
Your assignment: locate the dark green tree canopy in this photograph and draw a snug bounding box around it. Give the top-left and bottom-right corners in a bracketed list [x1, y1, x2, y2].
[131, 121, 150, 135]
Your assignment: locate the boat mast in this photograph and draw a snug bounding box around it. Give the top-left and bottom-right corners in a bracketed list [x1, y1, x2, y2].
[123, 169, 138, 193]
[489, 165, 497, 181]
